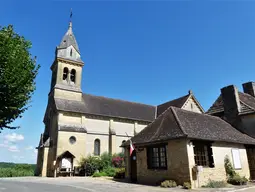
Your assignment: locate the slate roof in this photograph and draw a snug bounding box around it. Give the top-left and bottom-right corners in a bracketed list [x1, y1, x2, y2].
[55, 93, 156, 122]
[157, 94, 190, 117]
[58, 22, 80, 53]
[123, 106, 255, 146]
[206, 92, 255, 115]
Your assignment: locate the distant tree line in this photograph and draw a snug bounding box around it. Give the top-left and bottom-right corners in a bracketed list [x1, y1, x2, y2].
[0, 162, 36, 177]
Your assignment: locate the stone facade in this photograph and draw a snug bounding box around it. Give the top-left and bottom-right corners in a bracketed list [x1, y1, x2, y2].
[134, 139, 191, 185]
[126, 139, 251, 189]
[187, 141, 250, 188]
[182, 96, 203, 114]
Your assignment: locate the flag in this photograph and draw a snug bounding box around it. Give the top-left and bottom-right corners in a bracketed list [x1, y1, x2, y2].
[130, 139, 135, 156]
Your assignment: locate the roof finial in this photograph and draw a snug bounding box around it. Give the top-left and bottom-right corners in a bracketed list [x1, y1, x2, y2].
[69, 8, 73, 28]
[70, 8, 73, 22]
[188, 90, 193, 95]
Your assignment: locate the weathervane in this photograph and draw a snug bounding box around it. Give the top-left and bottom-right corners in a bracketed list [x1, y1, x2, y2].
[70, 8, 73, 22]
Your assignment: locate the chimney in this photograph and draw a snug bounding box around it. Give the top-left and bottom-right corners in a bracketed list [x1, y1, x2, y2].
[221, 85, 241, 127]
[242, 82, 255, 97]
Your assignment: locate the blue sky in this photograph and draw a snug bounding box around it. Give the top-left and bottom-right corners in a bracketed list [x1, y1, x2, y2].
[2, 0, 255, 164]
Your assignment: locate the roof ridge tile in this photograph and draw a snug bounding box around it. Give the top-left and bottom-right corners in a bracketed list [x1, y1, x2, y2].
[170, 107, 188, 136]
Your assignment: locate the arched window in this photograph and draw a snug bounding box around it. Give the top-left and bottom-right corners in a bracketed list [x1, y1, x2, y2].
[70, 69, 76, 83]
[122, 140, 126, 153]
[94, 139, 100, 156]
[70, 49, 73, 57]
[63, 67, 69, 81]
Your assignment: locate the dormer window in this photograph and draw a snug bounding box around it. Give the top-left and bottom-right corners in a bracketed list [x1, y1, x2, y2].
[70, 69, 76, 83]
[63, 67, 69, 81]
[70, 49, 73, 57]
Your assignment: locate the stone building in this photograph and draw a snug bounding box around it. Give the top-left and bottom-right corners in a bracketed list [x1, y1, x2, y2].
[121, 83, 255, 188]
[207, 82, 255, 139]
[207, 82, 255, 180]
[122, 106, 255, 188]
[35, 20, 203, 177]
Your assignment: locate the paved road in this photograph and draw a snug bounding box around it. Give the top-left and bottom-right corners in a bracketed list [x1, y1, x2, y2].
[0, 180, 87, 192]
[0, 177, 181, 192]
[0, 177, 254, 192]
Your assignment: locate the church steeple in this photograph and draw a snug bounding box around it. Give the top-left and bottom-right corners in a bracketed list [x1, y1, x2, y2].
[49, 11, 84, 100]
[55, 10, 83, 63]
[58, 21, 80, 54]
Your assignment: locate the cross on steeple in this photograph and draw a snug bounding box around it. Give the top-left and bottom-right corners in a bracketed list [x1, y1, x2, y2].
[70, 8, 73, 22]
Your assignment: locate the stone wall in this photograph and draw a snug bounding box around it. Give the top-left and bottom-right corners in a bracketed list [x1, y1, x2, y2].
[182, 97, 203, 113]
[135, 139, 191, 185]
[57, 131, 87, 166]
[187, 141, 250, 188]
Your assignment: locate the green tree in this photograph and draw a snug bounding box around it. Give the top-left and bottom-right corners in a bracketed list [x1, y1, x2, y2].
[0, 25, 40, 131]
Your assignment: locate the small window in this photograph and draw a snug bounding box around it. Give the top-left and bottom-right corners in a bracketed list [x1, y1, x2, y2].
[191, 103, 193, 110]
[70, 49, 73, 57]
[69, 136, 76, 144]
[147, 145, 167, 169]
[232, 149, 242, 169]
[94, 139, 100, 156]
[63, 67, 69, 80]
[70, 69, 76, 83]
[193, 141, 214, 168]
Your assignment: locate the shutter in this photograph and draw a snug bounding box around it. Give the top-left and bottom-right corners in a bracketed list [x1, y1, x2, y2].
[232, 149, 242, 169]
[207, 144, 215, 168]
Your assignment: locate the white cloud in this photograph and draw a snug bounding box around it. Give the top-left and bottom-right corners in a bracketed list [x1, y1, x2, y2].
[25, 146, 33, 150]
[5, 133, 24, 142]
[0, 143, 7, 148]
[13, 155, 24, 160]
[0, 140, 9, 148]
[8, 145, 19, 152]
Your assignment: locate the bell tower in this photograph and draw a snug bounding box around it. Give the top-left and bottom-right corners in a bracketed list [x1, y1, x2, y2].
[49, 12, 84, 101]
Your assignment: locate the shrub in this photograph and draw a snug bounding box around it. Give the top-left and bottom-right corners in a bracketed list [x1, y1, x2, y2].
[80, 155, 103, 176]
[160, 180, 177, 188]
[227, 175, 248, 185]
[103, 167, 116, 177]
[202, 180, 227, 188]
[114, 168, 125, 179]
[100, 152, 113, 169]
[224, 155, 248, 186]
[183, 182, 191, 189]
[113, 152, 124, 159]
[112, 156, 124, 168]
[79, 152, 126, 176]
[224, 155, 236, 178]
[92, 172, 101, 177]
[92, 171, 106, 177]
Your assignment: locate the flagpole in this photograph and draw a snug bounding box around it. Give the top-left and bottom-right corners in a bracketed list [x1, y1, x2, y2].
[125, 132, 135, 156]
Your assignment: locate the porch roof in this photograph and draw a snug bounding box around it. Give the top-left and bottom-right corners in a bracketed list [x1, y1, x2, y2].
[57, 151, 75, 160]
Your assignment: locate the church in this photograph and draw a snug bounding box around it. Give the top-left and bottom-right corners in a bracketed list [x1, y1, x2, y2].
[35, 19, 204, 177]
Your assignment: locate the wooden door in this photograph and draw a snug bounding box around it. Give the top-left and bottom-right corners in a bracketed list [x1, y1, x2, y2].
[130, 150, 137, 182]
